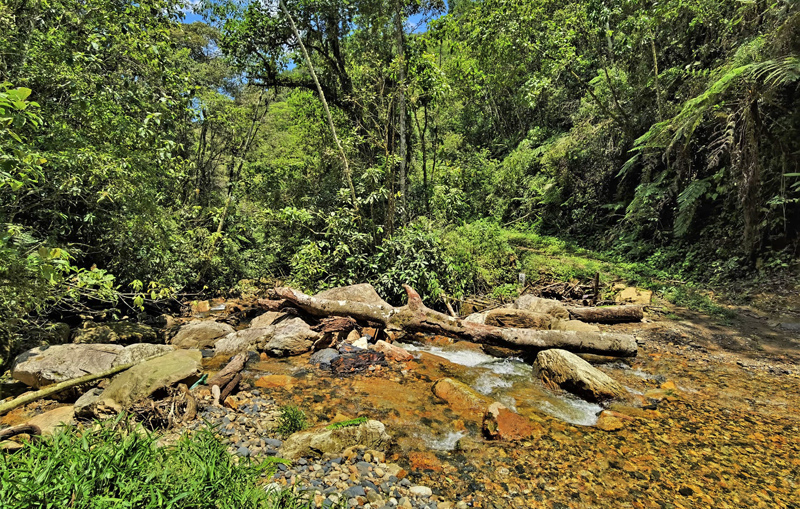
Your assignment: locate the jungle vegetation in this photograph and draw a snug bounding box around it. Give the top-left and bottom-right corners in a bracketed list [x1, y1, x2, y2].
[1, 0, 798, 364]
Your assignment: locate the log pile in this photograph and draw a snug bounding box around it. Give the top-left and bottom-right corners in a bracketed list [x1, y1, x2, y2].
[276, 285, 638, 358]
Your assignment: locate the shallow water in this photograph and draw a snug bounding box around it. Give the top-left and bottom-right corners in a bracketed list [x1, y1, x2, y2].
[400, 341, 603, 426]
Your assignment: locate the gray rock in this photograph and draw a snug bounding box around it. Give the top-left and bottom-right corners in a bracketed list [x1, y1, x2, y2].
[513, 295, 570, 320]
[249, 311, 287, 329]
[279, 419, 391, 460]
[264, 317, 320, 357]
[534, 348, 626, 402]
[113, 343, 174, 366]
[12, 343, 124, 388]
[237, 446, 251, 457]
[264, 438, 283, 448]
[214, 327, 273, 354]
[310, 348, 340, 366]
[171, 321, 234, 349]
[314, 284, 391, 308]
[74, 388, 104, 418]
[344, 486, 366, 498]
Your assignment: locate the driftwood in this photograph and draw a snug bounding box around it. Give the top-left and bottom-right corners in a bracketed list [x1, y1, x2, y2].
[568, 305, 643, 323]
[276, 285, 637, 357]
[208, 353, 246, 406]
[0, 424, 41, 442]
[312, 316, 358, 334]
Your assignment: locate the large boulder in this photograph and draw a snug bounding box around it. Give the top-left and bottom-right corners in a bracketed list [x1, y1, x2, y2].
[279, 419, 391, 460]
[171, 321, 235, 349]
[249, 311, 286, 329]
[264, 318, 320, 357]
[514, 295, 570, 320]
[72, 322, 157, 345]
[113, 343, 175, 366]
[26, 406, 75, 435]
[12, 344, 124, 388]
[534, 349, 626, 402]
[314, 284, 390, 308]
[214, 328, 273, 355]
[432, 378, 494, 418]
[90, 349, 202, 416]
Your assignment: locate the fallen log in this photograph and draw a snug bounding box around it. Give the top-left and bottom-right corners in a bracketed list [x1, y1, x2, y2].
[276, 285, 637, 357]
[207, 352, 246, 388]
[567, 305, 643, 323]
[0, 362, 136, 417]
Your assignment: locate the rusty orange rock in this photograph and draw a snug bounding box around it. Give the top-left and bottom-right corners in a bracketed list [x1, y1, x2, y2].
[408, 451, 442, 472]
[255, 374, 294, 389]
[483, 402, 539, 441]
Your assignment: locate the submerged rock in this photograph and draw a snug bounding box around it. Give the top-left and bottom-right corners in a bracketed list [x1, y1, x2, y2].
[330, 350, 387, 375]
[171, 321, 235, 349]
[12, 344, 124, 388]
[432, 377, 494, 418]
[279, 419, 391, 460]
[534, 349, 626, 402]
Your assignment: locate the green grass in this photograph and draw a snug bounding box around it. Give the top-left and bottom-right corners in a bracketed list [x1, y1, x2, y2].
[276, 405, 308, 437]
[0, 415, 317, 509]
[326, 417, 367, 430]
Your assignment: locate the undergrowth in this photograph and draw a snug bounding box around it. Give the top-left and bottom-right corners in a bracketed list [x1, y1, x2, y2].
[0, 415, 319, 509]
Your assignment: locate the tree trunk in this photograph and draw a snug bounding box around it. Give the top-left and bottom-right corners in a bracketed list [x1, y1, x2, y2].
[395, 5, 407, 222]
[567, 305, 643, 324]
[275, 285, 637, 357]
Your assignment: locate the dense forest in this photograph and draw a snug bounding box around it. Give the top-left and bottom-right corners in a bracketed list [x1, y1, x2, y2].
[1, 0, 799, 365]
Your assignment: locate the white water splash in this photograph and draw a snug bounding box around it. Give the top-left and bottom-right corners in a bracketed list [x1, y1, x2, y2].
[399, 343, 497, 367]
[421, 431, 467, 451]
[534, 396, 603, 426]
[473, 373, 512, 395]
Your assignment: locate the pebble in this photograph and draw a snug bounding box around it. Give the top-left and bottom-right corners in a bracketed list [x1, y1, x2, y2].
[409, 486, 432, 497]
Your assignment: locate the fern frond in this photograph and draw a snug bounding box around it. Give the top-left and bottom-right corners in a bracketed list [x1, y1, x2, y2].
[751, 56, 800, 87]
[674, 178, 712, 237]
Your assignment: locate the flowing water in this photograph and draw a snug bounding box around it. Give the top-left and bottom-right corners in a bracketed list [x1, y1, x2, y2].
[400, 342, 603, 426]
